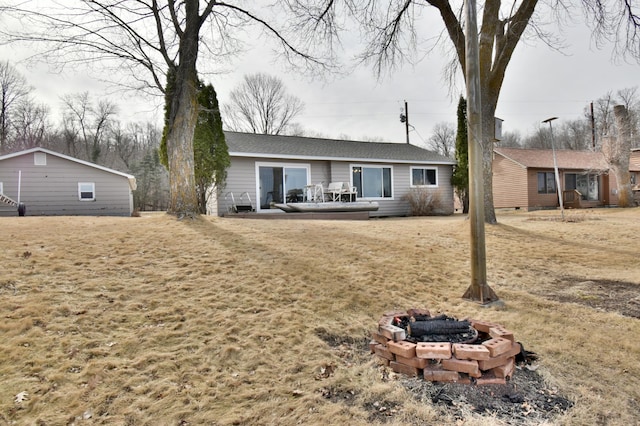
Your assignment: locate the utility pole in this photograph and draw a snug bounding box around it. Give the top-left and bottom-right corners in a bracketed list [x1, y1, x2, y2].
[543, 117, 564, 221]
[461, 0, 499, 304]
[400, 100, 410, 144]
[590, 102, 596, 149]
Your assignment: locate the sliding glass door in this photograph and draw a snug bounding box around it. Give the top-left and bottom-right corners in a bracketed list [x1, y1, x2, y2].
[257, 164, 309, 210]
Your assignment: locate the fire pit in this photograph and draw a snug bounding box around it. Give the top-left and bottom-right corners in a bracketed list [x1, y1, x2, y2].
[370, 308, 521, 385]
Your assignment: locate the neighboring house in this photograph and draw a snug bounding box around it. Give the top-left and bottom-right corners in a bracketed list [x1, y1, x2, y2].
[492, 147, 623, 210]
[216, 132, 456, 217]
[0, 148, 137, 217]
[631, 148, 640, 204]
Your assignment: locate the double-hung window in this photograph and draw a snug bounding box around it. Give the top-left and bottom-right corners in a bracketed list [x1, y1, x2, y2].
[537, 172, 556, 194]
[78, 182, 96, 201]
[411, 167, 438, 187]
[351, 165, 392, 199]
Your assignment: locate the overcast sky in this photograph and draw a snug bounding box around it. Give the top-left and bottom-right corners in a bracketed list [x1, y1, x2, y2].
[1, 5, 638, 146]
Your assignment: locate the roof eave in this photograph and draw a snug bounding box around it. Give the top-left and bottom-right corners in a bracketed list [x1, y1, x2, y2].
[228, 152, 456, 165]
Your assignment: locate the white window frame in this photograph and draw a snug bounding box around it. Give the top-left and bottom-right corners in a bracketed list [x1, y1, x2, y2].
[410, 166, 438, 187]
[78, 182, 96, 201]
[34, 152, 47, 166]
[255, 162, 311, 212]
[351, 164, 394, 200]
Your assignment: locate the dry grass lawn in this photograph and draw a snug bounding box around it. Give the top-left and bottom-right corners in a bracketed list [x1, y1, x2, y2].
[1, 208, 639, 425]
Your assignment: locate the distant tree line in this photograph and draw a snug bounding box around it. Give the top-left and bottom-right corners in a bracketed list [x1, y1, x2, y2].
[498, 87, 640, 150]
[0, 60, 169, 211]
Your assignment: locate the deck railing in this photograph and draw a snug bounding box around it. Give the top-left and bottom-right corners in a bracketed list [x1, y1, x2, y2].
[562, 189, 582, 209]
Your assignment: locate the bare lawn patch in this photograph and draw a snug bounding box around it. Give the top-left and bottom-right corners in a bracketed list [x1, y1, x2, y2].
[1, 209, 639, 425]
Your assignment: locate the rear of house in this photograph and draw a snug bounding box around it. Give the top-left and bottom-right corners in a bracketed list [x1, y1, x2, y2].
[493, 147, 615, 210]
[0, 148, 136, 217]
[216, 132, 456, 217]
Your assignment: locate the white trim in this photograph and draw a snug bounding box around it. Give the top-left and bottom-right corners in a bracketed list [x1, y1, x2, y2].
[0, 182, 3, 194]
[255, 161, 311, 212]
[78, 182, 96, 201]
[350, 163, 394, 200]
[230, 151, 455, 165]
[410, 166, 439, 187]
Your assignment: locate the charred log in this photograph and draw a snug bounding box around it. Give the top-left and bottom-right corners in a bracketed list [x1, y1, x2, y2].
[408, 320, 473, 337]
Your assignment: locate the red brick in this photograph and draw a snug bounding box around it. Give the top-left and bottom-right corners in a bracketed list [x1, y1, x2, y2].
[407, 308, 431, 317]
[442, 357, 481, 377]
[489, 326, 515, 342]
[395, 354, 428, 369]
[469, 319, 500, 333]
[387, 340, 417, 358]
[478, 342, 521, 371]
[416, 342, 452, 360]
[369, 340, 377, 353]
[492, 357, 515, 379]
[390, 361, 420, 377]
[378, 316, 394, 327]
[475, 370, 507, 385]
[378, 324, 406, 342]
[371, 331, 389, 345]
[373, 344, 395, 361]
[452, 343, 491, 360]
[482, 337, 512, 357]
[423, 364, 461, 382]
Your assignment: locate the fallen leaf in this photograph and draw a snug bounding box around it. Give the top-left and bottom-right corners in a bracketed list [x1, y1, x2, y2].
[15, 391, 28, 403]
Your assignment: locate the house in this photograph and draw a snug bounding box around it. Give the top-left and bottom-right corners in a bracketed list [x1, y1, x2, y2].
[631, 148, 640, 204]
[216, 132, 456, 217]
[0, 148, 137, 217]
[492, 147, 622, 210]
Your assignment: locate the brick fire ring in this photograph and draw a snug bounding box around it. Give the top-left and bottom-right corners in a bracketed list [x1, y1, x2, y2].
[370, 308, 520, 385]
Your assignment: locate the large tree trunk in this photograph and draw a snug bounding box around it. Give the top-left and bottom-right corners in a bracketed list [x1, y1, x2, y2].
[606, 105, 634, 207]
[165, 3, 201, 218]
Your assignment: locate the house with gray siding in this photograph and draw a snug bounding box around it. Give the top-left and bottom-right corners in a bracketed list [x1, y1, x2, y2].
[0, 148, 136, 216]
[217, 132, 456, 217]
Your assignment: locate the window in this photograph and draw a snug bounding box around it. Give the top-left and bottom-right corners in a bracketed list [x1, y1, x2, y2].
[352, 165, 392, 199]
[411, 167, 438, 187]
[537, 172, 556, 194]
[78, 182, 95, 201]
[565, 173, 599, 201]
[34, 152, 47, 165]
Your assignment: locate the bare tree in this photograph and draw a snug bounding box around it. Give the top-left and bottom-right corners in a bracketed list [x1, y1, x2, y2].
[427, 121, 455, 157]
[289, 0, 640, 223]
[0, 61, 31, 153]
[223, 73, 305, 135]
[11, 97, 50, 150]
[602, 105, 633, 206]
[0, 2, 332, 218]
[61, 92, 117, 163]
[497, 130, 522, 148]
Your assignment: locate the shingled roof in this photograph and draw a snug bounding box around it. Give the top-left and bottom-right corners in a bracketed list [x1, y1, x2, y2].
[494, 147, 609, 170]
[224, 132, 455, 165]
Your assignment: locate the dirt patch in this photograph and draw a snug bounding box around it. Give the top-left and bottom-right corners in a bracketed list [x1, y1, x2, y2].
[535, 277, 640, 318]
[400, 366, 572, 425]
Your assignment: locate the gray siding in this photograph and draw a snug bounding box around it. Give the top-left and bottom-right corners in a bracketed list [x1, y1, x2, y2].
[0, 152, 133, 217]
[219, 155, 454, 217]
